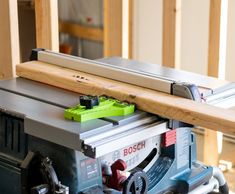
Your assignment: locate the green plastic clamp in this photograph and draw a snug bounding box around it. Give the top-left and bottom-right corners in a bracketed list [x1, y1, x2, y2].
[64, 96, 135, 122]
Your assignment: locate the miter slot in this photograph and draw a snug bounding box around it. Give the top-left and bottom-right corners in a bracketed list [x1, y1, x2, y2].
[81, 116, 158, 142]
[82, 121, 168, 158]
[0, 89, 113, 151]
[100, 110, 148, 126]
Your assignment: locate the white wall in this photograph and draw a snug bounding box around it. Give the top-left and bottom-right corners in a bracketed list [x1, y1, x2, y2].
[133, 0, 210, 75]
[133, 0, 162, 64]
[226, 0, 235, 81]
[180, 0, 210, 75]
[133, 0, 235, 80]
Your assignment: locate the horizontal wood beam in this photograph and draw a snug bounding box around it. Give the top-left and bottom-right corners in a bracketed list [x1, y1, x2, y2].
[59, 21, 103, 42]
[16, 61, 235, 135]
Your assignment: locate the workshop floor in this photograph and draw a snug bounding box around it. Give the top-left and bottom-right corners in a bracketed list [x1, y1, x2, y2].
[196, 133, 235, 193]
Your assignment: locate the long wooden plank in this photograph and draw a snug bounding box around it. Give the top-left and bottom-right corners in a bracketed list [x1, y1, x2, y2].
[16, 61, 235, 135]
[59, 21, 103, 42]
[103, 0, 122, 57]
[162, 0, 181, 68]
[0, 0, 20, 79]
[35, 0, 59, 51]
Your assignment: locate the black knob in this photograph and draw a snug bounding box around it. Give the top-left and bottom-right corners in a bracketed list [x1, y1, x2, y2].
[122, 170, 148, 194]
[79, 95, 99, 109]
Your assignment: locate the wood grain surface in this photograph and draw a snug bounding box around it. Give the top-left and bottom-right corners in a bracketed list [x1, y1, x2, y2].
[16, 61, 235, 135]
[103, 0, 122, 57]
[0, 0, 20, 79]
[35, 0, 59, 51]
[162, 0, 181, 68]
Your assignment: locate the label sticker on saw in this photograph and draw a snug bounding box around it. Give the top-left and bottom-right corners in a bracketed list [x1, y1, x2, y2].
[176, 128, 190, 169]
[80, 158, 100, 181]
[101, 135, 161, 171]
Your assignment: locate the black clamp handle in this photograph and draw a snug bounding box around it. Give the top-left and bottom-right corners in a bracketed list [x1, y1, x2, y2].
[80, 95, 99, 109]
[122, 171, 148, 194]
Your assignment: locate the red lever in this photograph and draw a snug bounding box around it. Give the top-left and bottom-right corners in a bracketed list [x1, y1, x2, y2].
[107, 159, 127, 191]
[162, 129, 176, 147]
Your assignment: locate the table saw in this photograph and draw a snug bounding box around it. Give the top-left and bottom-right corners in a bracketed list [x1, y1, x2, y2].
[0, 49, 234, 194]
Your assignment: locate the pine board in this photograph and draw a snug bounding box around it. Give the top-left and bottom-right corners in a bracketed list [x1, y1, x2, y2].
[16, 61, 235, 136]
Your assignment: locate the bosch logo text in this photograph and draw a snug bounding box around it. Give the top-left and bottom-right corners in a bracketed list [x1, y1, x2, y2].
[123, 141, 145, 156]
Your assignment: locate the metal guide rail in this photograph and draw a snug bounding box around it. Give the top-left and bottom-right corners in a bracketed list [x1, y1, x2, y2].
[32, 49, 234, 97]
[32, 49, 174, 93]
[31, 49, 235, 107]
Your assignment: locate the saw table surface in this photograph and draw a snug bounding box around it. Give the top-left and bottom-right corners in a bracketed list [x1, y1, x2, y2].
[0, 78, 159, 157]
[16, 59, 235, 135]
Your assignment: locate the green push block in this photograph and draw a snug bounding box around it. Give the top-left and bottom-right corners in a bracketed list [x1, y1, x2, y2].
[64, 96, 135, 122]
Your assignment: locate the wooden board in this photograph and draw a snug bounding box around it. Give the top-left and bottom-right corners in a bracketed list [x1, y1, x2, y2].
[59, 21, 103, 42]
[162, 0, 181, 68]
[203, 129, 221, 166]
[16, 61, 235, 135]
[208, 0, 221, 77]
[35, 0, 59, 51]
[0, 0, 20, 79]
[204, 0, 222, 166]
[128, 0, 133, 59]
[103, 0, 122, 57]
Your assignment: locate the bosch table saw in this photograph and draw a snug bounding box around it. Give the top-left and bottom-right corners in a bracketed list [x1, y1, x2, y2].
[0, 49, 234, 194]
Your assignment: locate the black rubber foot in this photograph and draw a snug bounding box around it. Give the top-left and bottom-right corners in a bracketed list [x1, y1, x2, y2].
[219, 183, 229, 194]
